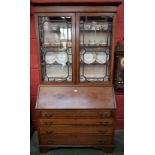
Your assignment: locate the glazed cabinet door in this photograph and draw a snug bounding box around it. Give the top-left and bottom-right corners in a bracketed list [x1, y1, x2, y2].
[76, 13, 116, 85]
[35, 13, 76, 84]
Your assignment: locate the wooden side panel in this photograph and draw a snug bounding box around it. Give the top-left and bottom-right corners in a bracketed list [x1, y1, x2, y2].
[115, 94, 124, 129]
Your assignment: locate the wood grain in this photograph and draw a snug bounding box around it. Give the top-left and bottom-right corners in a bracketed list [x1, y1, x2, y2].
[36, 86, 116, 109]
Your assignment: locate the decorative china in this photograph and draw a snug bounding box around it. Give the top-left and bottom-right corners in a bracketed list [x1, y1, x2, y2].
[91, 21, 97, 30]
[84, 53, 96, 64]
[43, 22, 60, 31]
[99, 40, 107, 46]
[89, 41, 95, 45]
[96, 52, 109, 64]
[45, 52, 57, 64]
[51, 26, 59, 31]
[84, 24, 91, 30]
[56, 52, 68, 66]
[87, 78, 98, 82]
[43, 22, 49, 31]
[101, 23, 108, 30]
[55, 78, 65, 82]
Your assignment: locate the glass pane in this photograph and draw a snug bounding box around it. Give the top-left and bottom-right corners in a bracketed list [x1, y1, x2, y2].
[38, 16, 72, 82]
[80, 16, 113, 82]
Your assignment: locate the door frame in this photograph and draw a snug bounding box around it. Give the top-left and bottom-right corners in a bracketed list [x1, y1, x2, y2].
[75, 13, 116, 86]
[34, 13, 76, 85]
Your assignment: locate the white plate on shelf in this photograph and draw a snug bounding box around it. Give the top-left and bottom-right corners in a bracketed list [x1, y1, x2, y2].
[56, 52, 68, 66]
[96, 52, 109, 64]
[99, 42, 107, 46]
[45, 52, 57, 64]
[55, 78, 65, 82]
[87, 78, 98, 82]
[101, 23, 108, 30]
[84, 24, 91, 30]
[84, 53, 96, 64]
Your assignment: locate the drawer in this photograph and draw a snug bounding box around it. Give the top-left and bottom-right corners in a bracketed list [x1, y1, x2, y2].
[39, 134, 113, 145]
[38, 110, 113, 119]
[39, 125, 113, 135]
[39, 118, 113, 126]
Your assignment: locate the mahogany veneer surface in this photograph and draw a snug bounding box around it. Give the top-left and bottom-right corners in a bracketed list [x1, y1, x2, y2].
[36, 86, 116, 109]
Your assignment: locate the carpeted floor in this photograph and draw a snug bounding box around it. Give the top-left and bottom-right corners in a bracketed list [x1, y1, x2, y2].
[30, 130, 124, 155]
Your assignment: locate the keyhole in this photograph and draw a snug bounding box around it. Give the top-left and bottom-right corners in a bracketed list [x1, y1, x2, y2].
[74, 89, 78, 93]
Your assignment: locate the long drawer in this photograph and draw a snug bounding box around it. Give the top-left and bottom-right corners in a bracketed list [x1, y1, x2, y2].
[39, 118, 113, 126]
[39, 125, 113, 135]
[39, 134, 113, 145]
[38, 110, 114, 118]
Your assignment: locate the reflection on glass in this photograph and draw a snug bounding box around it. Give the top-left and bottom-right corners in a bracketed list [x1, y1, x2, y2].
[80, 16, 113, 82]
[38, 16, 72, 82]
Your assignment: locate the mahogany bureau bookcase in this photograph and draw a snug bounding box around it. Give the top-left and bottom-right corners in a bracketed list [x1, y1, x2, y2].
[32, 1, 121, 153]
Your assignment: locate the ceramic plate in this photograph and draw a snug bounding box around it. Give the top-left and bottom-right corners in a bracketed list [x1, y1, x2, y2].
[101, 23, 108, 30]
[56, 52, 68, 66]
[96, 52, 109, 64]
[45, 52, 57, 64]
[84, 53, 96, 64]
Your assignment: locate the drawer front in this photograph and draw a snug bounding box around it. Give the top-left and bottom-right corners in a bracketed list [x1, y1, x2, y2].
[38, 110, 114, 119]
[39, 118, 113, 126]
[39, 125, 113, 135]
[39, 134, 113, 145]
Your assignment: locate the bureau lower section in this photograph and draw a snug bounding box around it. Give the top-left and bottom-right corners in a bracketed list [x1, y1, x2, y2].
[37, 110, 115, 153]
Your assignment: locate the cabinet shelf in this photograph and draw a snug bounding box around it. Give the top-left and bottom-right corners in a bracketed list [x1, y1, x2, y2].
[41, 44, 72, 48]
[80, 61, 109, 65]
[80, 29, 111, 32]
[42, 60, 109, 66]
[42, 61, 72, 66]
[80, 44, 110, 48]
